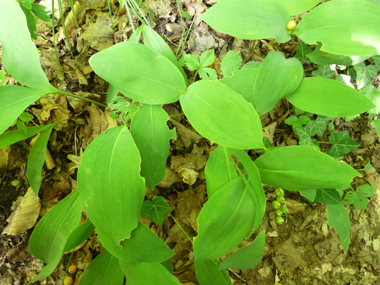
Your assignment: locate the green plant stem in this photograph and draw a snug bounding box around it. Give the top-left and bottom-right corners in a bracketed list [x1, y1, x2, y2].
[106, 0, 116, 31]
[192, 70, 199, 83]
[317, 141, 332, 144]
[172, 216, 193, 244]
[54, 89, 107, 108]
[51, 1, 64, 78]
[57, 0, 74, 59]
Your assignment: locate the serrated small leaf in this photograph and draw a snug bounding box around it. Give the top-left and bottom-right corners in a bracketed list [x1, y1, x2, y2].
[242, 61, 261, 69]
[328, 122, 335, 131]
[184, 54, 200, 71]
[284, 116, 298, 125]
[354, 62, 377, 90]
[141, 196, 171, 226]
[31, 3, 50, 22]
[303, 117, 327, 137]
[357, 184, 376, 197]
[199, 67, 218, 80]
[342, 191, 356, 205]
[298, 115, 310, 125]
[327, 131, 360, 158]
[312, 65, 335, 79]
[221, 50, 242, 77]
[199, 49, 215, 68]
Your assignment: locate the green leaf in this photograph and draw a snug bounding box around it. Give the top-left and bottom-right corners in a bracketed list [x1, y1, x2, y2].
[80, 250, 124, 285]
[254, 51, 303, 115]
[354, 62, 378, 90]
[294, 0, 380, 56]
[193, 176, 256, 261]
[307, 42, 370, 66]
[326, 203, 350, 252]
[327, 131, 360, 158]
[294, 41, 312, 64]
[21, 5, 37, 40]
[242, 61, 261, 69]
[312, 189, 341, 205]
[29, 190, 83, 264]
[374, 119, 380, 137]
[312, 65, 335, 79]
[119, 261, 181, 285]
[141, 196, 171, 226]
[184, 54, 200, 71]
[254, 145, 361, 191]
[343, 184, 375, 210]
[275, 0, 320, 15]
[219, 230, 265, 270]
[130, 104, 175, 189]
[142, 25, 188, 85]
[201, 0, 291, 43]
[328, 122, 335, 131]
[219, 68, 258, 106]
[0, 86, 49, 135]
[204, 146, 239, 198]
[286, 77, 375, 117]
[302, 117, 327, 137]
[199, 49, 215, 67]
[97, 221, 174, 263]
[361, 85, 380, 117]
[0, 124, 55, 149]
[63, 220, 95, 253]
[295, 127, 319, 149]
[0, 69, 7, 86]
[27, 125, 54, 194]
[31, 3, 51, 22]
[195, 260, 230, 285]
[78, 126, 145, 247]
[221, 50, 242, 77]
[0, 1, 54, 89]
[19, 112, 33, 122]
[180, 80, 264, 150]
[21, 0, 32, 10]
[89, 42, 187, 104]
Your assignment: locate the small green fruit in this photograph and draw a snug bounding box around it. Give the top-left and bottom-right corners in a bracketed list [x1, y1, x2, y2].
[275, 210, 283, 216]
[272, 200, 281, 210]
[281, 206, 288, 214]
[276, 216, 285, 224]
[276, 196, 285, 203]
[275, 188, 284, 197]
[287, 20, 297, 31]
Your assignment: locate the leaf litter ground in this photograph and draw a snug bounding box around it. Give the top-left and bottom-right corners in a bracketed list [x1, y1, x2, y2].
[1, 0, 380, 284]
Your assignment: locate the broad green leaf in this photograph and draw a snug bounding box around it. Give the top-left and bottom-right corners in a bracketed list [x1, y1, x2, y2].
[29, 190, 82, 264]
[141, 196, 171, 226]
[326, 203, 350, 251]
[0, 1, 53, 89]
[204, 146, 238, 198]
[27, 125, 53, 194]
[180, 80, 263, 150]
[142, 25, 188, 85]
[21, 6, 37, 40]
[27, 257, 61, 285]
[294, 41, 312, 64]
[80, 250, 124, 285]
[97, 222, 173, 263]
[130, 104, 175, 189]
[89, 42, 187, 104]
[107, 84, 119, 105]
[119, 261, 181, 285]
[78, 126, 145, 246]
[354, 62, 378, 90]
[312, 65, 335, 79]
[0, 86, 48, 135]
[195, 260, 230, 285]
[201, 0, 291, 43]
[194, 177, 255, 261]
[21, 0, 32, 10]
[286, 77, 375, 117]
[307, 42, 371, 65]
[219, 230, 265, 270]
[221, 50, 242, 77]
[219, 68, 258, 106]
[374, 119, 380, 137]
[31, 3, 51, 22]
[275, 0, 320, 15]
[294, 0, 380, 56]
[254, 51, 303, 115]
[327, 131, 360, 158]
[0, 69, 7, 86]
[254, 145, 361, 191]
[312, 189, 341, 205]
[0, 124, 55, 149]
[361, 85, 380, 117]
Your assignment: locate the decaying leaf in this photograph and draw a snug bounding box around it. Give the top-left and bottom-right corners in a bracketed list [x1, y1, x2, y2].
[2, 187, 41, 235]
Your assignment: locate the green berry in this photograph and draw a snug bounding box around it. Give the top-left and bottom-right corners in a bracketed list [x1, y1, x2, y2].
[281, 206, 288, 214]
[275, 210, 283, 216]
[272, 200, 281, 210]
[275, 188, 284, 197]
[276, 216, 285, 224]
[276, 196, 285, 203]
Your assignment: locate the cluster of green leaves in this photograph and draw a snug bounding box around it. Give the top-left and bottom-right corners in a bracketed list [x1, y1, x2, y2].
[1, 0, 380, 284]
[19, 0, 50, 40]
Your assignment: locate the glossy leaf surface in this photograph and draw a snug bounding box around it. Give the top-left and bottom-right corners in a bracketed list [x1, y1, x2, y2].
[275, 0, 320, 15]
[195, 260, 231, 285]
[78, 126, 145, 247]
[286, 78, 375, 117]
[254, 146, 361, 191]
[201, 0, 291, 43]
[89, 42, 187, 104]
[180, 80, 263, 150]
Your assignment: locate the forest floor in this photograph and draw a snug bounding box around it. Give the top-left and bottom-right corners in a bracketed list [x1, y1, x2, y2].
[1, 0, 380, 284]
